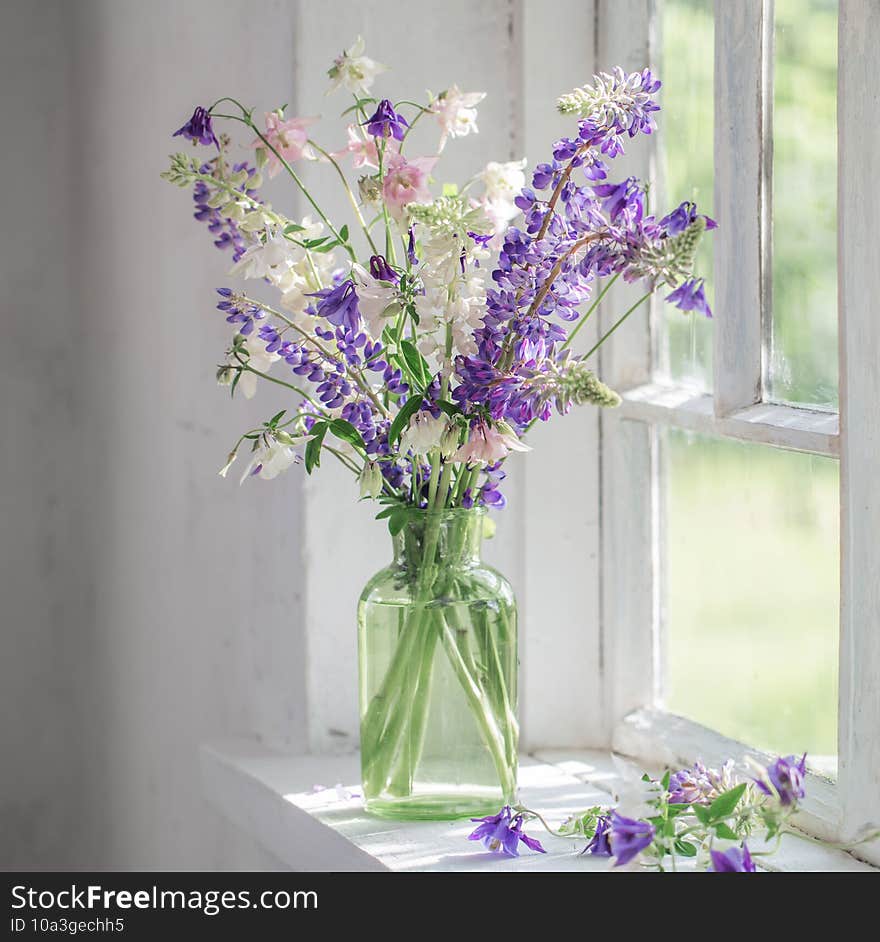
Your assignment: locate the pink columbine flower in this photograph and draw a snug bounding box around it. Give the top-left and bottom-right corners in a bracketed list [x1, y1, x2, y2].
[452, 420, 531, 465]
[332, 124, 381, 170]
[381, 152, 438, 220]
[257, 112, 318, 177]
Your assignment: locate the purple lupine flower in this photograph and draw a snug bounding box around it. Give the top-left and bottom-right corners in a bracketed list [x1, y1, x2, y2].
[593, 176, 644, 225]
[708, 844, 756, 873]
[665, 278, 712, 318]
[583, 813, 613, 857]
[307, 280, 362, 332]
[668, 760, 735, 805]
[754, 754, 807, 807]
[467, 806, 546, 857]
[608, 811, 655, 867]
[193, 159, 261, 260]
[173, 106, 219, 148]
[364, 99, 409, 140]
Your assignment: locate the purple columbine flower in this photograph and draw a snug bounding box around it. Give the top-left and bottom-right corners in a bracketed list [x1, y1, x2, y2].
[306, 280, 361, 333]
[608, 811, 655, 867]
[364, 99, 409, 140]
[173, 106, 219, 148]
[708, 844, 756, 873]
[665, 277, 713, 318]
[754, 754, 807, 807]
[659, 200, 717, 236]
[369, 254, 399, 284]
[467, 806, 547, 857]
[583, 813, 613, 857]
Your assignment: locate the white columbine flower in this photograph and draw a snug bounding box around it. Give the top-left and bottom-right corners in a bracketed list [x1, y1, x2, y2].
[228, 226, 294, 281]
[400, 412, 446, 456]
[350, 263, 399, 339]
[238, 337, 280, 400]
[430, 85, 486, 151]
[239, 433, 305, 484]
[327, 36, 387, 95]
[358, 461, 384, 499]
[478, 159, 527, 232]
[610, 754, 663, 820]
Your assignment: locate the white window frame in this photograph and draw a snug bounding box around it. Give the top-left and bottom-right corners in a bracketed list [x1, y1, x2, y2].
[596, 0, 880, 860]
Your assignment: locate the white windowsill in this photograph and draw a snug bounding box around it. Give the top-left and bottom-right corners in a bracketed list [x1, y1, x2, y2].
[201, 739, 874, 872]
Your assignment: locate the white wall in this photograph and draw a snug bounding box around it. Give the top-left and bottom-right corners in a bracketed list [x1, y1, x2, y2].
[2, 0, 307, 870]
[1, 0, 603, 870]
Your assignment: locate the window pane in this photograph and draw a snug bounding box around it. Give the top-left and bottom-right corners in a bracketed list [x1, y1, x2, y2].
[768, 0, 838, 408]
[664, 429, 839, 769]
[656, 0, 714, 391]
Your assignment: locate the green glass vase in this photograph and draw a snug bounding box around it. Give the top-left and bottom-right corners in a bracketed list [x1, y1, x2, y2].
[358, 507, 518, 820]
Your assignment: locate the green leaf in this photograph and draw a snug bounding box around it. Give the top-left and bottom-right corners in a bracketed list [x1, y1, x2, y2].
[435, 399, 462, 418]
[304, 422, 327, 474]
[708, 783, 747, 821]
[338, 224, 349, 242]
[714, 822, 739, 841]
[382, 324, 399, 348]
[387, 395, 423, 446]
[673, 840, 698, 858]
[266, 409, 286, 427]
[692, 803, 712, 826]
[283, 223, 306, 234]
[374, 506, 397, 520]
[328, 418, 366, 452]
[302, 236, 330, 249]
[388, 507, 410, 536]
[660, 770, 671, 791]
[400, 339, 431, 389]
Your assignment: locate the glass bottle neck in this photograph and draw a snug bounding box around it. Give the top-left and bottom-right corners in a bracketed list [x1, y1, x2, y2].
[391, 509, 486, 571]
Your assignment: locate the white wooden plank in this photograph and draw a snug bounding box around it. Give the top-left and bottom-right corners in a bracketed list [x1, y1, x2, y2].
[519, 0, 603, 749]
[837, 0, 880, 868]
[202, 740, 875, 871]
[617, 382, 839, 456]
[713, 0, 771, 414]
[200, 742, 388, 872]
[596, 0, 661, 742]
[201, 741, 616, 871]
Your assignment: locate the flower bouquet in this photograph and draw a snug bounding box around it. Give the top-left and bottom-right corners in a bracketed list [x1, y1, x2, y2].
[163, 37, 714, 820]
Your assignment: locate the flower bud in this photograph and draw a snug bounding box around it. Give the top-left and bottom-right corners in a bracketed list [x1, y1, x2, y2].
[216, 365, 235, 386]
[359, 460, 383, 499]
[358, 174, 382, 205]
[221, 201, 245, 221]
[439, 420, 460, 459]
[218, 451, 238, 478]
[239, 211, 268, 232]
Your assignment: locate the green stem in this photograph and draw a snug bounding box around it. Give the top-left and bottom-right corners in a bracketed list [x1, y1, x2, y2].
[559, 272, 620, 353]
[436, 611, 516, 800]
[308, 138, 379, 255]
[581, 292, 652, 361]
[210, 107, 356, 262]
[376, 140, 397, 266]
